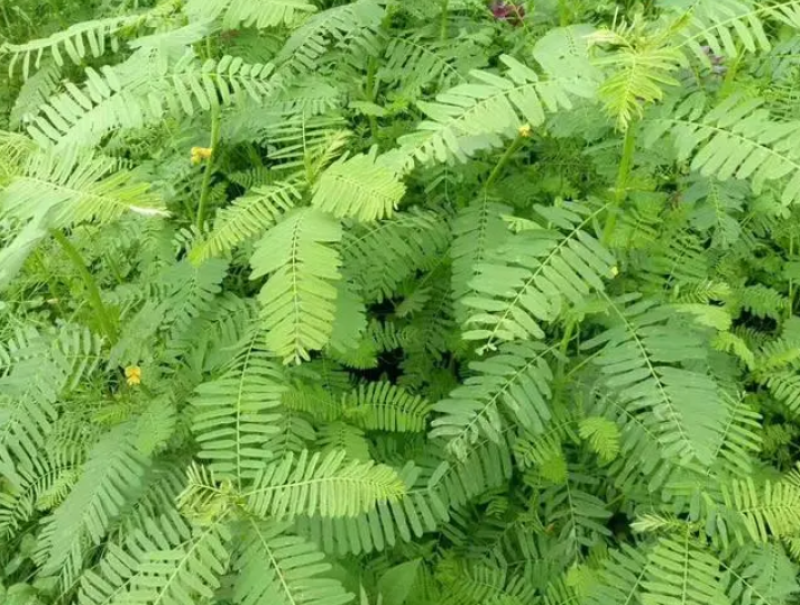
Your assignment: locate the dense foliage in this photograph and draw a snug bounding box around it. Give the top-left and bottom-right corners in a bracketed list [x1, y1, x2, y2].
[6, 0, 800, 603]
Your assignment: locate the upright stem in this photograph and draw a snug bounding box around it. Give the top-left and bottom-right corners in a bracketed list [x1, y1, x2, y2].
[557, 320, 576, 377]
[0, 4, 12, 35]
[602, 121, 638, 245]
[195, 105, 221, 230]
[558, 0, 570, 26]
[486, 135, 525, 189]
[51, 230, 117, 343]
[719, 49, 742, 98]
[790, 235, 795, 320]
[440, 0, 449, 41]
[365, 58, 379, 140]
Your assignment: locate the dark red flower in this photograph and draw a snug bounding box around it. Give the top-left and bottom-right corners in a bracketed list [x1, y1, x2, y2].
[490, 1, 525, 26]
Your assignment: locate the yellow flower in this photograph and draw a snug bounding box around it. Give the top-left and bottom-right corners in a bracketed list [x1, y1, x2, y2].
[610, 266, 619, 278]
[125, 365, 142, 386]
[191, 146, 213, 165]
[518, 123, 532, 138]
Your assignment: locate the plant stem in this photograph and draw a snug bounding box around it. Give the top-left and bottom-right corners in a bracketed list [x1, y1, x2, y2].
[486, 135, 525, 189]
[195, 104, 221, 230]
[440, 0, 449, 41]
[790, 235, 795, 320]
[51, 230, 117, 343]
[719, 49, 742, 98]
[365, 58, 379, 141]
[557, 320, 576, 377]
[602, 121, 638, 245]
[558, 0, 569, 26]
[0, 4, 12, 35]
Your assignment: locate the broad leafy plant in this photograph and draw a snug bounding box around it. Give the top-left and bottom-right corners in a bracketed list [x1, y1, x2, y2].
[4, 0, 800, 604]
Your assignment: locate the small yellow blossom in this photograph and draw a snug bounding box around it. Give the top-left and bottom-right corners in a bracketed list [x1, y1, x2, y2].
[518, 123, 532, 138]
[610, 266, 619, 278]
[125, 365, 142, 386]
[191, 146, 213, 165]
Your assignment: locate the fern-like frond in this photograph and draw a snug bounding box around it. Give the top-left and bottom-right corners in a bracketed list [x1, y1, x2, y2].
[644, 94, 800, 205]
[464, 203, 614, 351]
[642, 531, 729, 605]
[250, 207, 343, 364]
[579, 416, 621, 462]
[232, 519, 352, 605]
[226, 111, 348, 168]
[317, 421, 371, 460]
[705, 392, 761, 477]
[296, 462, 449, 555]
[326, 278, 369, 361]
[669, 0, 773, 60]
[723, 478, 800, 542]
[190, 176, 302, 262]
[41, 424, 148, 585]
[512, 404, 576, 481]
[157, 258, 229, 348]
[451, 195, 511, 322]
[123, 520, 231, 605]
[1, 151, 164, 229]
[430, 342, 554, 459]
[540, 473, 612, 554]
[734, 284, 789, 321]
[534, 24, 601, 83]
[586, 543, 650, 605]
[341, 209, 450, 303]
[342, 381, 431, 432]
[765, 372, 800, 417]
[395, 55, 594, 170]
[0, 442, 83, 541]
[312, 149, 406, 222]
[28, 51, 280, 154]
[380, 34, 478, 99]
[264, 413, 317, 458]
[591, 384, 681, 493]
[244, 449, 406, 520]
[0, 326, 101, 473]
[1, 12, 152, 78]
[719, 543, 800, 605]
[582, 297, 727, 466]
[9, 62, 61, 129]
[589, 26, 685, 131]
[275, 0, 385, 75]
[436, 560, 536, 605]
[186, 0, 317, 29]
[77, 509, 192, 605]
[191, 331, 285, 488]
[0, 131, 37, 183]
[435, 435, 513, 509]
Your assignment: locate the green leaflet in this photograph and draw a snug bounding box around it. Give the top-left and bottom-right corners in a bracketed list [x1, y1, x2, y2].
[244, 449, 406, 520]
[250, 207, 343, 363]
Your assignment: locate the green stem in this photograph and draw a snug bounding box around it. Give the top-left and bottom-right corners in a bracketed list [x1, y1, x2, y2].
[0, 4, 12, 37]
[719, 49, 742, 98]
[51, 230, 117, 343]
[558, 0, 569, 26]
[195, 105, 221, 230]
[557, 320, 576, 377]
[560, 321, 575, 357]
[440, 0, 449, 41]
[33, 249, 65, 316]
[602, 122, 638, 245]
[365, 58, 379, 140]
[486, 135, 525, 189]
[790, 235, 795, 320]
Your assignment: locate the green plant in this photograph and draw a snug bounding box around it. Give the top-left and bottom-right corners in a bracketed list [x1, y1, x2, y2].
[5, 0, 800, 603]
